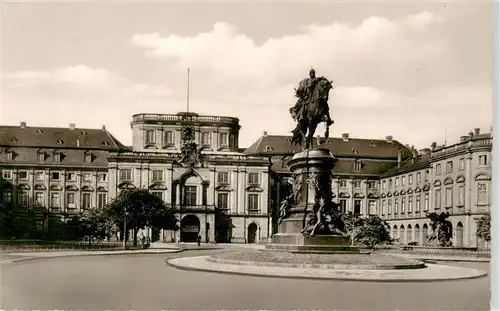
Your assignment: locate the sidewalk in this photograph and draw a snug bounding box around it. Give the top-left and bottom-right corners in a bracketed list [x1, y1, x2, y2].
[385, 252, 490, 263]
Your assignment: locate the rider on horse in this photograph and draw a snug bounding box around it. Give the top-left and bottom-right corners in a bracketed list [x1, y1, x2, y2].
[290, 68, 334, 126]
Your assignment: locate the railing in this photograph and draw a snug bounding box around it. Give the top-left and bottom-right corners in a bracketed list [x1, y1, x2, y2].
[112, 152, 270, 162]
[433, 136, 492, 155]
[0, 240, 138, 253]
[132, 113, 240, 125]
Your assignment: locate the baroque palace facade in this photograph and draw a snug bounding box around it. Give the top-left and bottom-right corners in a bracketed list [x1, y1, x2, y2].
[244, 128, 492, 249]
[0, 113, 492, 247]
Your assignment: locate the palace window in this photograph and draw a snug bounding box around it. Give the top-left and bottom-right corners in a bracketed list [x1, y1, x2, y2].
[408, 174, 413, 185]
[50, 192, 61, 208]
[82, 193, 91, 210]
[151, 192, 163, 201]
[339, 200, 347, 213]
[368, 200, 377, 215]
[458, 185, 465, 206]
[217, 172, 229, 184]
[120, 169, 132, 181]
[401, 197, 406, 213]
[395, 178, 400, 187]
[408, 196, 413, 213]
[446, 161, 453, 173]
[382, 181, 386, 190]
[35, 192, 45, 207]
[435, 189, 441, 209]
[479, 155, 488, 166]
[220, 133, 229, 146]
[353, 180, 362, 188]
[416, 172, 421, 183]
[248, 194, 259, 211]
[51, 172, 60, 181]
[184, 186, 197, 206]
[99, 173, 107, 182]
[37, 152, 45, 162]
[82, 173, 92, 182]
[445, 187, 453, 208]
[5, 151, 13, 161]
[477, 183, 488, 205]
[2, 170, 12, 179]
[424, 193, 429, 211]
[217, 193, 229, 211]
[19, 171, 28, 180]
[201, 132, 211, 146]
[425, 170, 429, 181]
[164, 131, 174, 145]
[368, 181, 376, 189]
[382, 200, 387, 215]
[388, 179, 393, 188]
[98, 193, 108, 208]
[354, 200, 361, 214]
[3, 191, 12, 203]
[435, 164, 441, 175]
[84, 153, 92, 163]
[152, 170, 163, 182]
[67, 172, 76, 181]
[353, 162, 362, 171]
[35, 171, 44, 181]
[53, 153, 61, 162]
[67, 193, 76, 209]
[18, 191, 29, 208]
[459, 158, 465, 170]
[388, 200, 392, 214]
[339, 180, 347, 188]
[394, 199, 399, 214]
[416, 195, 421, 211]
[248, 172, 259, 185]
[146, 130, 155, 143]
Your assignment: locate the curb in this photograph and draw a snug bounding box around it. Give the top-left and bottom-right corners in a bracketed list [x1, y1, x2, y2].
[2, 249, 183, 265]
[166, 256, 488, 283]
[206, 257, 426, 270]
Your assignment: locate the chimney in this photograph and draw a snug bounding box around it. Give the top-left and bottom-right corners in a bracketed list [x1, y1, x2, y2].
[431, 142, 437, 150]
[469, 131, 474, 138]
[474, 128, 480, 136]
[263, 131, 267, 137]
[397, 149, 402, 167]
[76, 138, 80, 147]
[69, 123, 76, 131]
[102, 125, 106, 131]
[460, 136, 469, 142]
[386, 135, 393, 143]
[342, 133, 349, 141]
[419, 148, 431, 154]
[20, 122, 26, 128]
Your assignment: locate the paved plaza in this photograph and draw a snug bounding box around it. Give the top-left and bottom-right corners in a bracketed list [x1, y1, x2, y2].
[0, 250, 490, 310]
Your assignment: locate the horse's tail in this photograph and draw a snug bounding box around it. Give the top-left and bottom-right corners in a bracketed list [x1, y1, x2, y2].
[291, 124, 302, 146]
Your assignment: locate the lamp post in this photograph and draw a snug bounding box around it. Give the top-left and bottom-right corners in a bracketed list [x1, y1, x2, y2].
[122, 207, 127, 249]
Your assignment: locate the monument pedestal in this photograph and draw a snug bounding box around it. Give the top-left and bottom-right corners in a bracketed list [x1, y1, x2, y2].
[266, 148, 360, 254]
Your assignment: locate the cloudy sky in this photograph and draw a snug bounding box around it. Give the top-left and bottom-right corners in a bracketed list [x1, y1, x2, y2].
[1, 1, 493, 149]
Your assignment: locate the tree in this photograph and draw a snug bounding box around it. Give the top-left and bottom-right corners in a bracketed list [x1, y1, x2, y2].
[355, 215, 393, 249]
[476, 213, 491, 242]
[105, 189, 178, 246]
[77, 208, 107, 244]
[341, 212, 365, 246]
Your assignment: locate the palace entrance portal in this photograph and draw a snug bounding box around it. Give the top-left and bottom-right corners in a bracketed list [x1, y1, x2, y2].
[180, 215, 200, 242]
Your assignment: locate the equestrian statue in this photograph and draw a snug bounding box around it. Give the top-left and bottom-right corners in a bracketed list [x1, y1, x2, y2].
[290, 68, 335, 150]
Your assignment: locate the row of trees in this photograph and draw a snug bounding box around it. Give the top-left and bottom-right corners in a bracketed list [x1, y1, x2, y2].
[341, 212, 393, 248]
[0, 189, 179, 246]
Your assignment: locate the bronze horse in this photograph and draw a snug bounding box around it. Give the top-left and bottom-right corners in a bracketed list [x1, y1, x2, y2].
[290, 77, 334, 150]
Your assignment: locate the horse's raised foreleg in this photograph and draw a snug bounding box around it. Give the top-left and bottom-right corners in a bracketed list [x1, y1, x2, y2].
[324, 121, 330, 139]
[308, 121, 318, 149]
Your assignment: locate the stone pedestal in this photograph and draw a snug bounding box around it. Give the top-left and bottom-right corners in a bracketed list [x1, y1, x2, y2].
[266, 148, 358, 254]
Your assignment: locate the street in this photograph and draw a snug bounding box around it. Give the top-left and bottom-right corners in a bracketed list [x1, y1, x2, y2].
[0, 250, 490, 310]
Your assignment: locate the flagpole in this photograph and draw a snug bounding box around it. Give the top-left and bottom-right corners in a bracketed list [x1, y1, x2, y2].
[187, 68, 190, 113]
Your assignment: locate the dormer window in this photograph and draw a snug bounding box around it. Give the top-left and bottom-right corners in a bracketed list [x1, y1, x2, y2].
[102, 141, 109, 146]
[248, 172, 259, 185]
[37, 152, 45, 162]
[84, 152, 92, 163]
[264, 145, 274, 152]
[57, 139, 64, 144]
[217, 172, 229, 184]
[10, 137, 18, 143]
[53, 153, 61, 162]
[353, 161, 363, 171]
[5, 150, 13, 161]
[36, 129, 43, 134]
[81, 130, 87, 135]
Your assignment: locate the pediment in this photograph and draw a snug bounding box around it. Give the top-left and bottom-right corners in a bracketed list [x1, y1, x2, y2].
[400, 190, 406, 195]
[367, 193, 379, 199]
[393, 191, 399, 196]
[456, 175, 465, 183]
[65, 185, 78, 191]
[387, 192, 392, 197]
[423, 183, 430, 191]
[81, 185, 94, 191]
[414, 187, 422, 193]
[118, 182, 136, 189]
[34, 184, 46, 190]
[380, 193, 386, 198]
[407, 188, 413, 194]
[443, 177, 454, 185]
[433, 180, 442, 187]
[246, 186, 264, 192]
[49, 184, 62, 191]
[353, 192, 365, 199]
[97, 186, 108, 192]
[474, 173, 491, 181]
[215, 184, 233, 192]
[339, 192, 350, 198]
[331, 193, 336, 198]
[149, 183, 167, 190]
